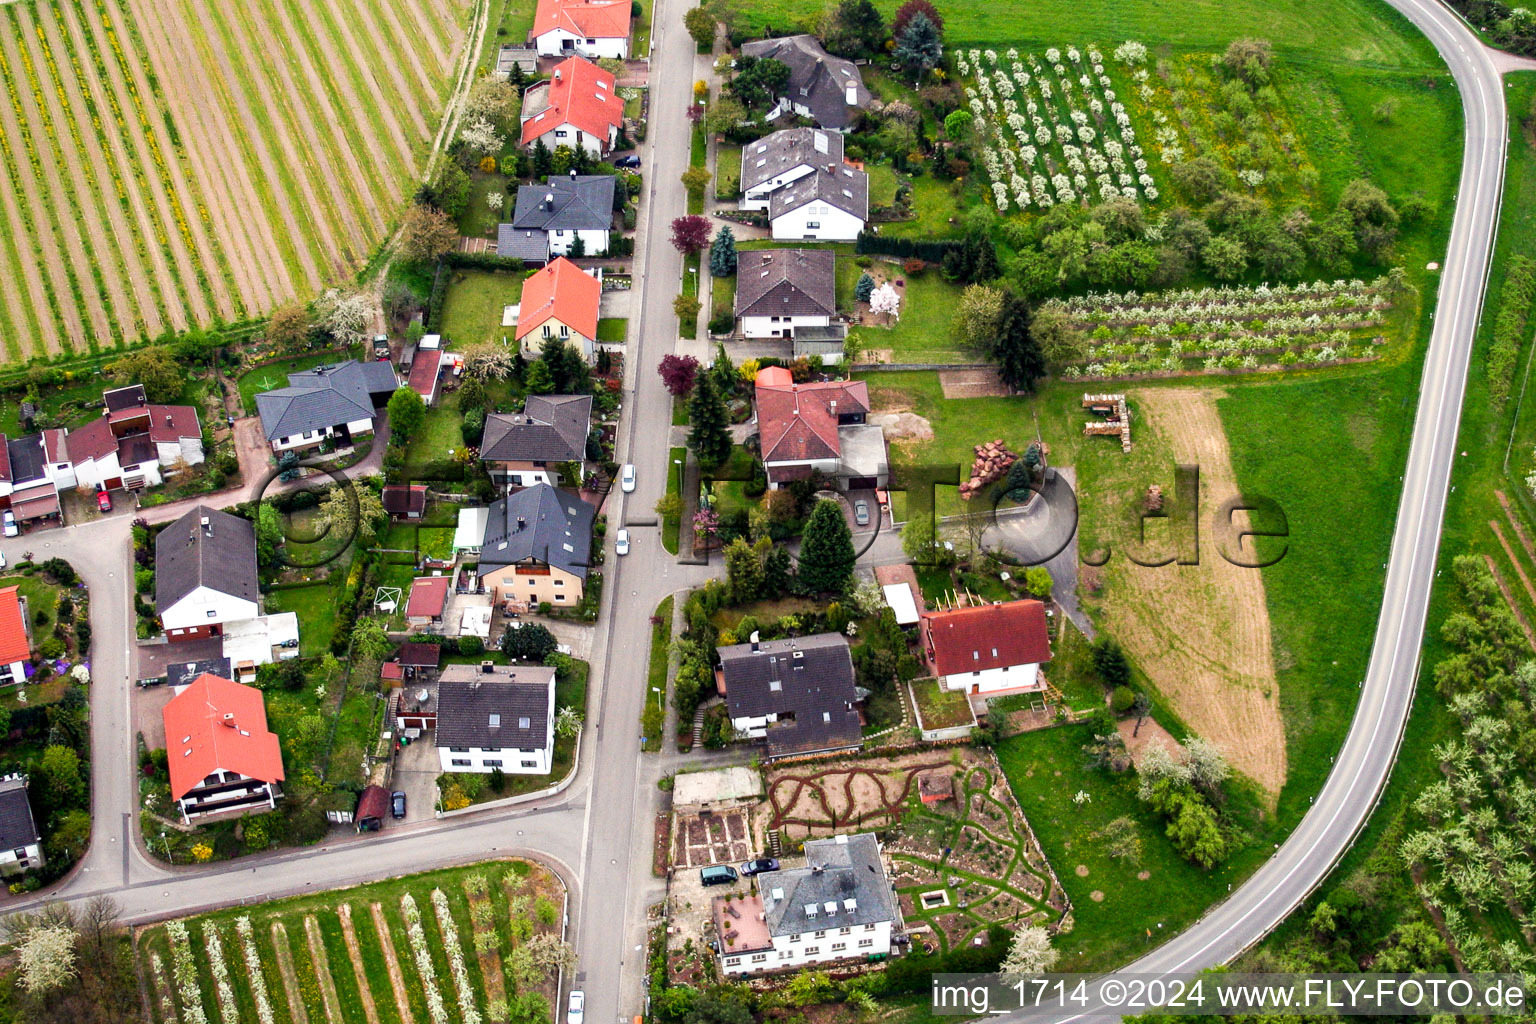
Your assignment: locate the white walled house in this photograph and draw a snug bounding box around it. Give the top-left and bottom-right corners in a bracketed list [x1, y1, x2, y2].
[739, 36, 871, 132]
[734, 249, 835, 339]
[769, 164, 868, 241]
[0, 777, 43, 875]
[162, 673, 285, 823]
[920, 599, 1053, 696]
[715, 633, 862, 760]
[0, 587, 31, 687]
[740, 128, 843, 210]
[156, 506, 261, 643]
[754, 370, 884, 491]
[520, 57, 625, 159]
[500, 175, 617, 262]
[435, 664, 557, 775]
[255, 360, 399, 453]
[716, 833, 898, 975]
[531, 0, 631, 58]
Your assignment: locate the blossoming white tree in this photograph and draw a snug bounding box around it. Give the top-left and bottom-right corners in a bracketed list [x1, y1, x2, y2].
[487, 191, 504, 212]
[869, 282, 901, 322]
[459, 116, 505, 155]
[1001, 926, 1059, 976]
[17, 924, 76, 995]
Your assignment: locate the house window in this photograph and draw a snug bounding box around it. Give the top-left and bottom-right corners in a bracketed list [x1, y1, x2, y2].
[509, 474, 523, 485]
[12, 848, 27, 860]
[840, 927, 851, 935]
[555, 595, 566, 602]
[449, 746, 470, 753]
[553, 579, 564, 587]
[864, 924, 876, 931]
[521, 759, 538, 768]
[813, 930, 825, 939]
[778, 950, 791, 959]
[804, 946, 820, 956]
[556, 230, 565, 237]
[586, 37, 595, 43]
[483, 747, 501, 753]
[858, 938, 873, 948]
[170, 629, 184, 636]
[725, 957, 740, 968]
[207, 610, 217, 618]
[452, 758, 471, 767]
[807, 221, 821, 229]
[750, 954, 768, 963]
[484, 759, 504, 767]
[555, 130, 568, 138]
[560, 325, 570, 337]
[831, 943, 846, 952]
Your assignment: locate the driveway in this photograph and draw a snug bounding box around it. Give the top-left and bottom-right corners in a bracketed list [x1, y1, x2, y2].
[390, 733, 442, 824]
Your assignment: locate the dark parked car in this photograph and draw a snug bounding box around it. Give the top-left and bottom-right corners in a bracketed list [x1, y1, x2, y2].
[740, 858, 780, 875]
[391, 790, 407, 818]
[615, 154, 641, 168]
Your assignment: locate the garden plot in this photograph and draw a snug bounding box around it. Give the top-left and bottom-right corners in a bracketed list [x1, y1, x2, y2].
[1051, 274, 1401, 379]
[671, 808, 754, 868]
[137, 860, 570, 1024]
[958, 44, 1159, 212]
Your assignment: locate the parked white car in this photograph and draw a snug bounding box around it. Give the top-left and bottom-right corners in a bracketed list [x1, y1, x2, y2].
[567, 991, 584, 1024]
[615, 529, 630, 556]
[620, 464, 636, 492]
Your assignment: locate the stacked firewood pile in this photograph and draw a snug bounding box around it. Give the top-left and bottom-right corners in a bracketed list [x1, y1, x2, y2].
[959, 439, 1018, 499]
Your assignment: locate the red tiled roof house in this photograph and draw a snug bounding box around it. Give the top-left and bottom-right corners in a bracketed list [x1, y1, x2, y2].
[919, 600, 1053, 697]
[69, 384, 204, 493]
[162, 673, 285, 823]
[532, 0, 632, 59]
[406, 576, 451, 627]
[514, 257, 602, 360]
[754, 368, 886, 490]
[0, 587, 32, 686]
[520, 57, 625, 158]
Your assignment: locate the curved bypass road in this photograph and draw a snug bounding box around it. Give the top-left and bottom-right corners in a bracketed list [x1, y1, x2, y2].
[1031, 0, 1508, 1015]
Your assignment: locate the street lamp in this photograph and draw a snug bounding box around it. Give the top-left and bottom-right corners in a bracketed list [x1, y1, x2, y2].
[160, 830, 172, 864]
[673, 458, 683, 496]
[651, 685, 662, 712]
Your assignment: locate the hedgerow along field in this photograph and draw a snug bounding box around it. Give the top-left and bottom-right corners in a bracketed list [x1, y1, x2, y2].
[0, 0, 473, 364]
[137, 860, 570, 1024]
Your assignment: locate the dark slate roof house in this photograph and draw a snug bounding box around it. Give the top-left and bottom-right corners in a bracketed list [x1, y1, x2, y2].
[480, 394, 593, 464]
[0, 777, 41, 858]
[769, 163, 869, 222]
[436, 663, 556, 750]
[155, 506, 260, 614]
[255, 360, 399, 442]
[735, 249, 836, 319]
[166, 656, 235, 690]
[740, 127, 845, 194]
[716, 632, 861, 758]
[740, 35, 871, 130]
[478, 482, 596, 577]
[501, 174, 618, 262]
[762, 833, 897, 936]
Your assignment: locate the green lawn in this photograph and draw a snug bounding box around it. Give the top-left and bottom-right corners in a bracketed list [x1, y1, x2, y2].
[0, 574, 60, 640]
[263, 583, 335, 657]
[404, 393, 473, 473]
[866, 163, 899, 209]
[881, 174, 970, 238]
[680, 254, 701, 339]
[643, 595, 673, 753]
[997, 725, 1274, 971]
[716, 144, 741, 199]
[477, 0, 539, 71]
[458, 170, 512, 239]
[847, 271, 966, 362]
[238, 350, 356, 417]
[0, 379, 104, 435]
[710, 273, 735, 322]
[597, 318, 628, 343]
[663, 446, 684, 554]
[438, 268, 527, 347]
[910, 678, 973, 729]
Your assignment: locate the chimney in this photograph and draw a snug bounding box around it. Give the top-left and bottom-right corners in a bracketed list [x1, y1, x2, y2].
[516, 516, 526, 531]
[569, 168, 578, 179]
[165, 413, 172, 427]
[481, 660, 494, 674]
[221, 713, 235, 728]
[554, 68, 562, 81]
[750, 630, 760, 652]
[544, 192, 555, 210]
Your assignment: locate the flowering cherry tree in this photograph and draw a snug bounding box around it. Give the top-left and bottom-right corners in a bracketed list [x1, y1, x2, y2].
[869, 282, 902, 322]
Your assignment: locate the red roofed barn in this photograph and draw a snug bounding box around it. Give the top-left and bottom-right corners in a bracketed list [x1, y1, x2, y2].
[754, 370, 886, 490]
[0, 586, 32, 686]
[919, 599, 1053, 696]
[520, 57, 625, 157]
[514, 257, 602, 359]
[532, 0, 632, 58]
[406, 576, 451, 627]
[162, 673, 285, 822]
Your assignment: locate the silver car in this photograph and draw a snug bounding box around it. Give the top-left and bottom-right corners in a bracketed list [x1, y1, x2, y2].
[854, 499, 870, 526]
[567, 991, 584, 1024]
[621, 464, 636, 492]
[615, 529, 630, 556]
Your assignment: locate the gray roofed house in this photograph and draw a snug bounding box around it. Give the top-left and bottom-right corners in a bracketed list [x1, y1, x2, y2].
[762, 833, 897, 937]
[735, 249, 836, 319]
[481, 394, 593, 464]
[501, 175, 618, 262]
[0, 777, 42, 873]
[255, 360, 399, 447]
[155, 505, 260, 614]
[479, 482, 596, 578]
[716, 632, 861, 758]
[740, 35, 871, 131]
[769, 162, 869, 222]
[166, 656, 234, 690]
[740, 127, 845, 195]
[497, 44, 539, 75]
[497, 225, 556, 263]
[435, 663, 556, 750]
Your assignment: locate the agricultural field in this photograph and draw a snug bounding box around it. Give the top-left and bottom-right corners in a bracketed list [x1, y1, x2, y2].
[137, 860, 571, 1024]
[0, 0, 474, 364]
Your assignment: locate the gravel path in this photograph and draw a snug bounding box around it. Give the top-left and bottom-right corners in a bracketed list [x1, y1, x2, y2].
[0, 23, 86, 352]
[118, 0, 288, 310]
[16, 5, 157, 339]
[44, 2, 199, 328]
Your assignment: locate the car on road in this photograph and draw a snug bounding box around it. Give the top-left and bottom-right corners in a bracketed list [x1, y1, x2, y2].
[615, 529, 630, 556]
[853, 499, 870, 526]
[621, 464, 636, 492]
[2, 511, 16, 538]
[567, 991, 584, 1024]
[390, 791, 406, 819]
[96, 490, 112, 513]
[740, 858, 780, 875]
[615, 154, 641, 168]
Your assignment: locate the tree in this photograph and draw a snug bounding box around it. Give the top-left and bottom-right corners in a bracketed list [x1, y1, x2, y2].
[1201, 234, 1249, 280]
[943, 108, 974, 144]
[681, 164, 713, 204]
[351, 617, 394, 665]
[36, 744, 84, 809]
[709, 226, 738, 277]
[524, 932, 579, 971]
[16, 923, 77, 995]
[1024, 566, 1052, 599]
[704, 95, 748, 136]
[868, 282, 902, 321]
[46, 808, 91, 864]
[524, 358, 556, 394]
[463, 75, 518, 122]
[658, 353, 701, 397]
[894, 12, 942, 82]
[501, 622, 558, 661]
[423, 161, 472, 218]
[255, 502, 283, 569]
[555, 705, 583, 737]
[320, 483, 386, 547]
[532, 138, 554, 177]
[724, 537, 765, 603]
[1031, 304, 1087, 364]
[993, 290, 1045, 393]
[674, 292, 702, 324]
[387, 386, 426, 440]
[459, 116, 506, 155]
[1183, 737, 1231, 794]
[105, 346, 182, 402]
[727, 56, 792, 111]
[1337, 178, 1399, 260]
[892, 0, 943, 41]
[685, 985, 756, 1024]
[684, 5, 715, 46]
[1093, 637, 1132, 689]
[671, 214, 712, 254]
[315, 289, 379, 347]
[799, 499, 855, 595]
[1000, 926, 1058, 976]
[1222, 37, 1273, 89]
[951, 283, 1003, 349]
[267, 301, 312, 348]
[822, 0, 885, 58]
[687, 371, 732, 469]
[763, 544, 793, 598]
[902, 516, 939, 564]
[399, 204, 460, 263]
[655, 493, 684, 519]
[854, 272, 875, 303]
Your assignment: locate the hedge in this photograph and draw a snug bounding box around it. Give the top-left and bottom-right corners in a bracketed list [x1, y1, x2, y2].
[854, 231, 965, 263]
[1489, 254, 1536, 406]
[444, 251, 527, 272]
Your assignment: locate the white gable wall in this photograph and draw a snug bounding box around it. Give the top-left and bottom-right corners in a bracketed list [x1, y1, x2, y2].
[741, 162, 816, 210]
[940, 661, 1041, 695]
[740, 313, 830, 339]
[548, 227, 611, 256]
[771, 202, 864, 242]
[534, 28, 630, 59]
[162, 585, 260, 633]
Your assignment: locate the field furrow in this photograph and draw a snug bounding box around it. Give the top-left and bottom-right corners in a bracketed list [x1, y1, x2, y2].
[0, 123, 52, 360]
[271, 922, 313, 1024]
[397, 0, 453, 78]
[166, 0, 327, 291]
[332, 0, 433, 143]
[103, 0, 283, 311]
[0, 17, 87, 352]
[302, 915, 352, 1024]
[184, 0, 358, 280]
[19, 5, 155, 340]
[43, 3, 198, 329]
[363, 0, 450, 114]
[293, 0, 419, 173]
[227, 0, 388, 229]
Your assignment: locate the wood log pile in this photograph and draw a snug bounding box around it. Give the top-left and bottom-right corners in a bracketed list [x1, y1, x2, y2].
[959, 439, 1018, 499]
[1082, 393, 1132, 452]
